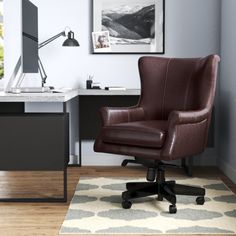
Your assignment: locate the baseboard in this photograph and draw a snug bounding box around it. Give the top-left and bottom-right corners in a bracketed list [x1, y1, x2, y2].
[219, 160, 236, 184]
[81, 154, 129, 166]
[68, 154, 79, 165]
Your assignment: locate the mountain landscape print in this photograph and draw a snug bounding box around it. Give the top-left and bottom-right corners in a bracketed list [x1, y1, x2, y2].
[102, 0, 156, 45]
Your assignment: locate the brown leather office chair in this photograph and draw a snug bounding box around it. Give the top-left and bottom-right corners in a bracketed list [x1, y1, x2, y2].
[94, 55, 220, 213]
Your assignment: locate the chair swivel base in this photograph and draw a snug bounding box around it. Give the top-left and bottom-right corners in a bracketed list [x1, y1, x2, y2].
[121, 166, 205, 214]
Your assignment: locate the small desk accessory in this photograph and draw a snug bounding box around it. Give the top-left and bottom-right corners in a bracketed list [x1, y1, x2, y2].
[86, 75, 101, 89]
[105, 86, 126, 91]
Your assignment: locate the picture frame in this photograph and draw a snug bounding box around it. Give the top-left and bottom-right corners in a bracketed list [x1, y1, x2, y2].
[92, 0, 165, 54]
[92, 31, 111, 53]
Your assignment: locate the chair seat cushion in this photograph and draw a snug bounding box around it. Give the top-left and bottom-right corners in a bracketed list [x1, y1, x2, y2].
[101, 120, 168, 148]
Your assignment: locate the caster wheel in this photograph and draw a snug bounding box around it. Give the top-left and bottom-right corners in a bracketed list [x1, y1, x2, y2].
[169, 205, 177, 214]
[196, 196, 205, 205]
[122, 200, 132, 209]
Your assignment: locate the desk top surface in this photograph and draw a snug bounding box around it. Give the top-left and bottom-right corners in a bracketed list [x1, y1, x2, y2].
[0, 89, 140, 102]
[77, 89, 140, 96]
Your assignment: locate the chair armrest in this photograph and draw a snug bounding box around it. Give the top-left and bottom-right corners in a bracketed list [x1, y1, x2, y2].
[99, 106, 145, 126]
[168, 108, 210, 125]
[161, 108, 212, 160]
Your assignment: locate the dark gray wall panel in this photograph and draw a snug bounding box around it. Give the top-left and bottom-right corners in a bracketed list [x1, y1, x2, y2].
[79, 95, 139, 139]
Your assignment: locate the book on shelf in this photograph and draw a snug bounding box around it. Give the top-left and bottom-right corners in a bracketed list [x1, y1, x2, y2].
[105, 86, 126, 91]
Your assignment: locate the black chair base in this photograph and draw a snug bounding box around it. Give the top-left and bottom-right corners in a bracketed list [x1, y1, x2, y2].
[121, 160, 205, 214]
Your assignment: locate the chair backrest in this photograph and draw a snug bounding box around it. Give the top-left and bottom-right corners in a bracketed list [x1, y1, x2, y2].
[138, 55, 220, 120]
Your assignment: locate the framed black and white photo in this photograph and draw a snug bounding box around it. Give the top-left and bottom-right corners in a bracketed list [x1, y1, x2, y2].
[92, 0, 165, 54]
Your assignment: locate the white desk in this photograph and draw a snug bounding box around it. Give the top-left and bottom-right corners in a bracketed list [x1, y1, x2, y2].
[0, 89, 80, 102]
[0, 89, 140, 102]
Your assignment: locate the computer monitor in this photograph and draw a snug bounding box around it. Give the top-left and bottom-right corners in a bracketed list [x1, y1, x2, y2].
[21, 0, 38, 73]
[5, 0, 40, 93]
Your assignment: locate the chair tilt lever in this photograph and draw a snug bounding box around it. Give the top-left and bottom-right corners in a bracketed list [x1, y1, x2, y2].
[121, 159, 139, 167]
[122, 158, 183, 170]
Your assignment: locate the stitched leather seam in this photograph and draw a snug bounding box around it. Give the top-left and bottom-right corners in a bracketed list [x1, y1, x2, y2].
[162, 58, 171, 119]
[184, 67, 194, 110]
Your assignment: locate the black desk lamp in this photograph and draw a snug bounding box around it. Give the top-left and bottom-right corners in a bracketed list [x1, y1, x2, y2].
[38, 28, 80, 87]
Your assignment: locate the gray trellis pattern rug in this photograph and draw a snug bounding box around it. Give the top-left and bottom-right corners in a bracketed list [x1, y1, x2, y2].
[60, 177, 236, 234]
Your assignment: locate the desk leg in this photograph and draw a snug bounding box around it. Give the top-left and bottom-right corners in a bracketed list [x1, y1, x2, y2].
[63, 166, 67, 202]
[63, 102, 67, 114]
[79, 138, 82, 167]
[0, 168, 67, 202]
[65, 99, 82, 167]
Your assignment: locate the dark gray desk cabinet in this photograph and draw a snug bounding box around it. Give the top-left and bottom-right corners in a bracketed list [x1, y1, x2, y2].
[0, 114, 69, 171]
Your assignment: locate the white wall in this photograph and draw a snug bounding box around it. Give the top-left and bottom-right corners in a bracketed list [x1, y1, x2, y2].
[219, 0, 236, 183]
[4, 0, 221, 165]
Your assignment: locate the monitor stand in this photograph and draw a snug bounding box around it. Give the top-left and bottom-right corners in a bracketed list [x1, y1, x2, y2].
[5, 56, 51, 94]
[11, 86, 52, 94]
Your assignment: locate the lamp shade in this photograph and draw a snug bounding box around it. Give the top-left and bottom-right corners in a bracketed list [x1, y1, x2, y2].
[63, 31, 80, 47]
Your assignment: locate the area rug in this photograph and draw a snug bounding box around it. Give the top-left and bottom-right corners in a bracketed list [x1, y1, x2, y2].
[60, 177, 236, 234]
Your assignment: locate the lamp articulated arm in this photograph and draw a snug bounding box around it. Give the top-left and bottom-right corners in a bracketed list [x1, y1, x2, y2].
[38, 31, 66, 87]
[38, 31, 66, 49]
[38, 30, 79, 87]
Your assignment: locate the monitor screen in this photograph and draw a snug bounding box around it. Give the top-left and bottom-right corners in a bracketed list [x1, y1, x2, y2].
[22, 0, 38, 73]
